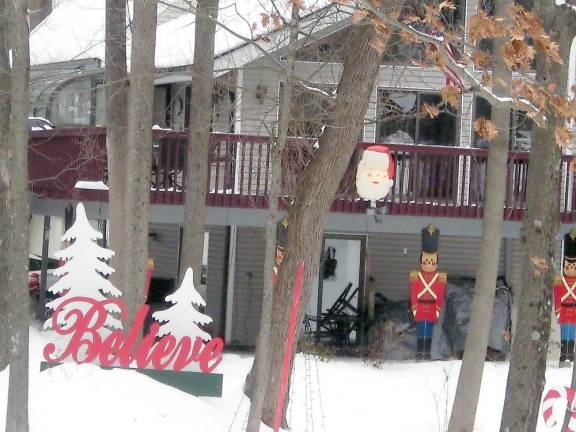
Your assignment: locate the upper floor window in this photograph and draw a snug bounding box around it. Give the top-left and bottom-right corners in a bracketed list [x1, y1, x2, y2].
[51, 79, 93, 126]
[376, 89, 459, 146]
[473, 96, 533, 151]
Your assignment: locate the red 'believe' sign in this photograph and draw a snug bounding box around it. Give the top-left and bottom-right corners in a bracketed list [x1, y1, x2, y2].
[43, 297, 224, 373]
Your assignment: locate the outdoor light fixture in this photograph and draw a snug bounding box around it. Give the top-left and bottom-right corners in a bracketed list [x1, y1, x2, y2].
[255, 84, 267, 100]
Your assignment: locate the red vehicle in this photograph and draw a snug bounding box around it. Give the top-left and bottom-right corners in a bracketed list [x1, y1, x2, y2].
[28, 254, 60, 295]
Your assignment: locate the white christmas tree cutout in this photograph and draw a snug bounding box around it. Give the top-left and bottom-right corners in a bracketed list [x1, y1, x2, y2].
[44, 202, 123, 331]
[153, 268, 212, 342]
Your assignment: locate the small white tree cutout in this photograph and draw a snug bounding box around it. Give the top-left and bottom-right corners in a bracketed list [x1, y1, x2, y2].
[153, 267, 212, 342]
[44, 202, 123, 331]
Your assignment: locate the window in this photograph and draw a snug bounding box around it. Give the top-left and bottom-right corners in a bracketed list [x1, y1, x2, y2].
[472, 96, 533, 150]
[376, 89, 459, 146]
[52, 79, 93, 126]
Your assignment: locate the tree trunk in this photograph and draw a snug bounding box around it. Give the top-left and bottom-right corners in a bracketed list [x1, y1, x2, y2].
[0, 0, 11, 372]
[499, 8, 575, 429]
[245, 6, 300, 432]
[179, 0, 219, 287]
[447, 0, 512, 430]
[123, 0, 157, 325]
[259, 8, 401, 426]
[4, 0, 30, 431]
[105, 0, 128, 291]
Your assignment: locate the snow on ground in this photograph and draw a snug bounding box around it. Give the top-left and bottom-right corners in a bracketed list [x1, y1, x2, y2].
[0, 326, 573, 431]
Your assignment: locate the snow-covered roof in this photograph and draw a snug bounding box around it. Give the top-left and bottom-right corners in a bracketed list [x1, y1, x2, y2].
[30, 0, 339, 70]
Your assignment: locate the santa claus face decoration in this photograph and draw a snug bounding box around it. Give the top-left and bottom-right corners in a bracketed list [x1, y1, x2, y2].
[355, 145, 395, 203]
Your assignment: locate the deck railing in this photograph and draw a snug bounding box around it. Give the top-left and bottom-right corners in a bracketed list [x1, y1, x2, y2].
[27, 128, 576, 222]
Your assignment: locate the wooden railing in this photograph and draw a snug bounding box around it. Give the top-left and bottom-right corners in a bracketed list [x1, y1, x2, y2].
[27, 128, 576, 222]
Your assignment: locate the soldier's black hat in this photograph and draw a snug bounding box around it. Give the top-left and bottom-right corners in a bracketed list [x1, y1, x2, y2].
[565, 229, 576, 261]
[276, 217, 288, 250]
[421, 224, 440, 254]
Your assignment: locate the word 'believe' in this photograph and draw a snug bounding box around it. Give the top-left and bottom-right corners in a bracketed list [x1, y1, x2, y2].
[43, 297, 223, 373]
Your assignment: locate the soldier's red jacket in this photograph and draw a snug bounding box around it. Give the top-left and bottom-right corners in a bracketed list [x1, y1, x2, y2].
[553, 275, 576, 324]
[410, 271, 447, 322]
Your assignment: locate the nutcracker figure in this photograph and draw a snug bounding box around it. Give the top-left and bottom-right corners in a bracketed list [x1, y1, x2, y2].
[410, 224, 447, 360]
[554, 229, 576, 366]
[273, 217, 288, 285]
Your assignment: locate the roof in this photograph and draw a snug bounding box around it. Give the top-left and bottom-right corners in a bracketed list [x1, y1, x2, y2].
[30, 0, 337, 69]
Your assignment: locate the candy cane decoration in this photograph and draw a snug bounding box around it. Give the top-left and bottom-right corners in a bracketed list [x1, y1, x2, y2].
[542, 386, 576, 431]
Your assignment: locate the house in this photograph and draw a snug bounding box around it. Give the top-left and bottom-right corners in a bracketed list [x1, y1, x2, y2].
[27, 0, 576, 352]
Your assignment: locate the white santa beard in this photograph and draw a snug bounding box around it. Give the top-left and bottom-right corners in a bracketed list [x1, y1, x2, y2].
[356, 175, 392, 202]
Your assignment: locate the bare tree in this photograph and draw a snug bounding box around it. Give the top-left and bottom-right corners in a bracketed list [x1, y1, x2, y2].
[122, 0, 158, 323]
[0, 0, 11, 371]
[447, 0, 513, 429]
[180, 0, 219, 286]
[257, 3, 404, 425]
[2, 0, 30, 430]
[105, 0, 128, 290]
[500, 4, 576, 430]
[245, 5, 301, 431]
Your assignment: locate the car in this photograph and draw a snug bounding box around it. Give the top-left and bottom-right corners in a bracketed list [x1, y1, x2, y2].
[28, 254, 60, 295]
[28, 117, 56, 131]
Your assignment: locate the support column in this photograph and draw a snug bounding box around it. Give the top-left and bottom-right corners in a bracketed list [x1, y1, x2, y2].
[38, 215, 51, 320]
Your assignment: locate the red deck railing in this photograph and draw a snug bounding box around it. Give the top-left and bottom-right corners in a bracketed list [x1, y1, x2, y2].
[27, 128, 576, 222]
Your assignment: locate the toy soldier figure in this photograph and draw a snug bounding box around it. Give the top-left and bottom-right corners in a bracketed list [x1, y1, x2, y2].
[273, 217, 288, 285]
[410, 224, 447, 360]
[554, 229, 576, 367]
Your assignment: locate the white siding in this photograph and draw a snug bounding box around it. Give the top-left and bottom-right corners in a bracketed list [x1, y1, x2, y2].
[367, 233, 506, 301]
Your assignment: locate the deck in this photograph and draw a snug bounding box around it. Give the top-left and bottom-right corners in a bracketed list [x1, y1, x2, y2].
[27, 128, 576, 223]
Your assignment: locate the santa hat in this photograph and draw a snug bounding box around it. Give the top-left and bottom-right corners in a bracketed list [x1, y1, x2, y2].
[359, 145, 395, 178]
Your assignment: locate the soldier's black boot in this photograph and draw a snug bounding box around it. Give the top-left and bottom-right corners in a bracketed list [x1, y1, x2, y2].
[416, 338, 424, 361]
[568, 340, 575, 362]
[560, 340, 569, 367]
[424, 338, 432, 360]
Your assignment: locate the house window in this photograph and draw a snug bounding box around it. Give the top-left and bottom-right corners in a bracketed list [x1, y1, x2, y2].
[52, 79, 93, 126]
[473, 96, 533, 150]
[376, 89, 459, 146]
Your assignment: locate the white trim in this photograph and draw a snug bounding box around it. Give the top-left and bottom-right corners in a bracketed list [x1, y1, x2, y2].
[569, 37, 576, 100]
[224, 225, 238, 343]
[234, 70, 243, 194]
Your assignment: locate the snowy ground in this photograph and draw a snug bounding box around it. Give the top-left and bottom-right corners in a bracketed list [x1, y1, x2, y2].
[0, 326, 572, 432]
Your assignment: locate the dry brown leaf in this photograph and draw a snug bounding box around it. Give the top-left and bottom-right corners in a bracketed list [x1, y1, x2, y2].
[352, 9, 370, 23]
[551, 95, 574, 119]
[402, 15, 422, 24]
[502, 40, 536, 71]
[400, 30, 421, 44]
[467, 10, 506, 44]
[570, 158, 576, 173]
[555, 127, 573, 148]
[440, 85, 461, 109]
[421, 103, 440, 119]
[512, 79, 548, 112]
[472, 50, 492, 68]
[474, 117, 499, 141]
[438, 0, 457, 11]
[423, 4, 444, 32]
[481, 72, 493, 87]
[260, 13, 270, 27]
[290, 0, 305, 9]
